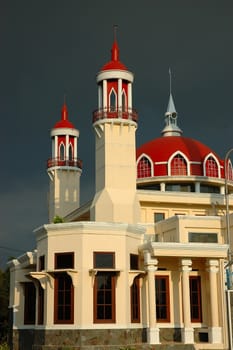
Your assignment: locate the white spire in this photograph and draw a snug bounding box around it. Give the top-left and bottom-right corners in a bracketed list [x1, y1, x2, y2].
[161, 93, 182, 137]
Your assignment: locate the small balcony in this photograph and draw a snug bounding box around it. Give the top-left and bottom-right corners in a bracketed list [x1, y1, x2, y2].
[47, 158, 82, 169]
[92, 107, 138, 124]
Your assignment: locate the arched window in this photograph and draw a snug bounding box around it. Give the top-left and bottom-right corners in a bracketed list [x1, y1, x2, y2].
[137, 156, 152, 178]
[226, 160, 233, 181]
[68, 144, 73, 160]
[205, 156, 218, 177]
[59, 143, 65, 160]
[109, 88, 117, 111]
[122, 90, 127, 111]
[171, 154, 187, 175]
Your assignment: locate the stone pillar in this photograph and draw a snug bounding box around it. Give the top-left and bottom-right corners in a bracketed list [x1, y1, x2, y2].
[206, 259, 222, 343]
[180, 259, 194, 344]
[144, 251, 160, 344]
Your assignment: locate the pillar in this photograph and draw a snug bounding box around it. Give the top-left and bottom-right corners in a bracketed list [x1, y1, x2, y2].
[206, 259, 222, 343]
[180, 259, 194, 344]
[144, 251, 160, 344]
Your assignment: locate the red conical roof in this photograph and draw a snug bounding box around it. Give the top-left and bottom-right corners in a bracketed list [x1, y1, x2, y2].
[53, 104, 75, 129]
[101, 40, 127, 71]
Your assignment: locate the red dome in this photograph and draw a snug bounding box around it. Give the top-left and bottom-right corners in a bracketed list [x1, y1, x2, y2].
[136, 136, 224, 178]
[53, 104, 75, 129]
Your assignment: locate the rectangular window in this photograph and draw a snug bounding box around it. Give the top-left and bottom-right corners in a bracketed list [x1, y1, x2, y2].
[39, 255, 45, 271]
[189, 276, 202, 322]
[94, 272, 115, 323]
[54, 273, 74, 324]
[154, 213, 165, 223]
[131, 277, 140, 323]
[130, 254, 139, 270]
[38, 285, 44, 325]
[94, 252, 115, 268]
[189, 232, 218, 243]
[24, 283, 36, 325]
[55, 252, 74, 269]
[155, 275, 170, 322]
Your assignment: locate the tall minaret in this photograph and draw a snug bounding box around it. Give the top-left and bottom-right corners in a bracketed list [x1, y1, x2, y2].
[47, 103, 82, 222]
[90, 34, 140, 223]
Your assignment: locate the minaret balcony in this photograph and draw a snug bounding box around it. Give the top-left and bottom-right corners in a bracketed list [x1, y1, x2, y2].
[92, 107, 138, 124]
[47, 158, 82, 169]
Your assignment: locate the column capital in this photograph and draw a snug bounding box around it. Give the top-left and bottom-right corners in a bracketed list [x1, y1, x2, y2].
[144, 251, 158, 269]
[180, 259, 192, 272]
[206, 259, 219, 273]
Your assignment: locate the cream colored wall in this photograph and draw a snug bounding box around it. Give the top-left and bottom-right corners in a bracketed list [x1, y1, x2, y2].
[34, 222, 144, 328]
[49, 168, 81, 223]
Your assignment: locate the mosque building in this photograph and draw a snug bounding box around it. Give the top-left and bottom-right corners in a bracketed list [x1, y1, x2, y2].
[8, 36, 233, 350]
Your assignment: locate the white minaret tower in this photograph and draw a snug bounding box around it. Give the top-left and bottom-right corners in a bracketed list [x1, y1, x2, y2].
[90, 34, 140, 223]
[47, 103, 82, 222]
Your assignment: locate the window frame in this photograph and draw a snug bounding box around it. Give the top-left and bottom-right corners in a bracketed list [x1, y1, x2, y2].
[155, 275, 170, 323]
[93, 272, 116, 323]
[24, 282, 36, 325]
[54, 272, 74, 324]
[131, 277, 140, 323]
[189, 276, 202, 323]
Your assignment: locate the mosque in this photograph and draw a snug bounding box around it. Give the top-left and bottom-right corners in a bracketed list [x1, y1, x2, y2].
[8, 36, 233, 350]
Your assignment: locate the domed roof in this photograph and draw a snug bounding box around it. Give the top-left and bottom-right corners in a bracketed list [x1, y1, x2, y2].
[136, 136, 222, 164]
[53, 104, 75, 129]
[101, 40, 127, 71]
[136, 92, 225, 180]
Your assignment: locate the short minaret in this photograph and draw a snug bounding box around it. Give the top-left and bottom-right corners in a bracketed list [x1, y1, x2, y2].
[47, 103, 82, 222]
[91, 36, 140, 223]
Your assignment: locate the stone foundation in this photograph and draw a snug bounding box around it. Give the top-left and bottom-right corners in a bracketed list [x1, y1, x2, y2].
[10, 328, 223, 350]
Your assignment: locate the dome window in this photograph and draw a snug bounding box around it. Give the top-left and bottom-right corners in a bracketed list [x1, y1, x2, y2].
[137, 156, 152, 178]
[205, 156, 219, 178]
[170, 154, 187, 176]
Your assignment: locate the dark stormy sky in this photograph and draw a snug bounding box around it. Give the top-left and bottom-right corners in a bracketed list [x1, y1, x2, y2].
[0, 1, 233, 268]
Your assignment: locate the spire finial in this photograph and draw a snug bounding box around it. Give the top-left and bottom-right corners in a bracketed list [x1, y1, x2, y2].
[113, 24, 118, 42]
[169, 67, 172, 95]
[111, 25, 119, 61]
[61, 95, 68, 121]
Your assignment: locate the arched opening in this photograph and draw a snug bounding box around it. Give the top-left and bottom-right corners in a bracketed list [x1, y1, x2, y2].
[122, 90, 127, 111]
[109, 88, 117, 111]
[171, 154, 187, 175]
[68, 143, 73, 160]
[59, 143, 65, 161]
[205, 156, 218, 177]
[137, 156, 152, 178]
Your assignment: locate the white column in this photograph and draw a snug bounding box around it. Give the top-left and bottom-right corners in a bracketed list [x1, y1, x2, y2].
[195, 182, 200, 193]
[128, 83, 132, 110]
[118, 78, 122, 111]
[74, 137, 77, 161]
[206, 259, 222, 343]
[144, 251, 160, 344]
[160, 182, 165, 192]
[98, 84, 102, 109]
[180, 259, 194, 344]
[103, 79, 107, 110]
[65, 135, 69, 159]
[54, 136, 58, 159]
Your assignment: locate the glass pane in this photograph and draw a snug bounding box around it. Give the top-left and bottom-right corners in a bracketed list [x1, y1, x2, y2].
[95, 253, 114, 268]
[105, 306, 112, 319]
[97, 306, 104, 319]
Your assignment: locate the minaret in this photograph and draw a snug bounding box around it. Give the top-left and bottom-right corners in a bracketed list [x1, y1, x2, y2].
[90, 34, 140, 223]
[47, 103, 82, 222]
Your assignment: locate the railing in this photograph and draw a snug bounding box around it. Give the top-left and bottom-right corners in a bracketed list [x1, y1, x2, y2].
[92, 107, 138, 123]
[47, 158, 82, 169]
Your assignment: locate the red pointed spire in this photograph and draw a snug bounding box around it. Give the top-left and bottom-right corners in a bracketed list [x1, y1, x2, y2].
[61, 103, 68, 121]
[111, 40, 119, 61]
